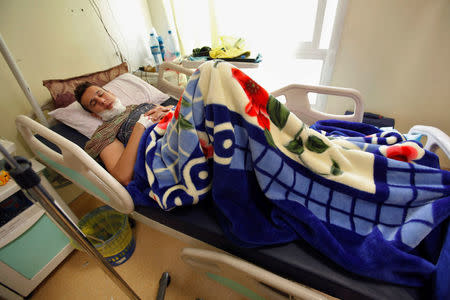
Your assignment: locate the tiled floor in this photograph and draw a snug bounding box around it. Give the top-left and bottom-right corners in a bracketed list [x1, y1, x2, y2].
[29, 194, 243, 299]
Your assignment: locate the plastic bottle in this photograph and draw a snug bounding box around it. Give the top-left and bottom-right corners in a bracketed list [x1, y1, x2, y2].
[157, 36, 165, 61]
[165, 30, 180, 61]
[149, 32, 163, 66]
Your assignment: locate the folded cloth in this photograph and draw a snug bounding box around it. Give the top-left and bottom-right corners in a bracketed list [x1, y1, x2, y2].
[127, 61, 450, 295]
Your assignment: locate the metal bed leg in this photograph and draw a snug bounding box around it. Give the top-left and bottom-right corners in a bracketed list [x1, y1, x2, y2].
[156, 272, 171, 300]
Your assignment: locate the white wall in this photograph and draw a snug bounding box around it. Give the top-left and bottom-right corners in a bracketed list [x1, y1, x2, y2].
[94, 0, 155, 70]
[328, 0, 450, 137]
[147, 0, 171, 35]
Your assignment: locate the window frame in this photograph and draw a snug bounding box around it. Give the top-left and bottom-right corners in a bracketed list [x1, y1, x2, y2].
[296, 0, 349, 110]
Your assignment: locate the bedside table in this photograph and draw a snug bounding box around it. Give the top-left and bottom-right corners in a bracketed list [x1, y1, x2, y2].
[0, 158, 76, 297]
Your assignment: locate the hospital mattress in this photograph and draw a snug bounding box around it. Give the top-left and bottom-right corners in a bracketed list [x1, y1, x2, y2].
[37, 122, 425, 300]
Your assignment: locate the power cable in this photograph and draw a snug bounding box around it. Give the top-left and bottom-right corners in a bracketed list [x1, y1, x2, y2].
[88, 0, 126, 64]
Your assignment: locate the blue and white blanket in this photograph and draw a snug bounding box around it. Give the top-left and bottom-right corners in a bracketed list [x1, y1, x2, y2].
[127, 61, 450, 296]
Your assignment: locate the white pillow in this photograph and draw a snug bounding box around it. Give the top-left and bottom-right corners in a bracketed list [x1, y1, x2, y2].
[103, 73, 170, 106]
[48, 73, 170, 138]
[48, 101, 102, 138]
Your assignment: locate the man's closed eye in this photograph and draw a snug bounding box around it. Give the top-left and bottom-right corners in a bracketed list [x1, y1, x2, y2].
[89, 99, 97, 108]
[89, 90, 105, 108]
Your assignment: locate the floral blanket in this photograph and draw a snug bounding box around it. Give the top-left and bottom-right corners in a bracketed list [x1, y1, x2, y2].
[127, 61, 450, 295]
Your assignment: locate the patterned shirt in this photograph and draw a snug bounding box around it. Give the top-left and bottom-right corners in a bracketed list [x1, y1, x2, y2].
[85, 103, 155, 159]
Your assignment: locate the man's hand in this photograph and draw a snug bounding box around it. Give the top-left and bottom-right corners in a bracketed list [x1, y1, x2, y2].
[136, 114, 154, 129]
[145, 105, 173, 122]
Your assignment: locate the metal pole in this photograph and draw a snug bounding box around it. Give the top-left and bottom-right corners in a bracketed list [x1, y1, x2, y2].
[0, 32, 49, 127]
[0, 146, 140, 300]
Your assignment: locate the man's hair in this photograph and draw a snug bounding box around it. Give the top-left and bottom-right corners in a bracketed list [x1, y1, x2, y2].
[74, 81, 94, 111]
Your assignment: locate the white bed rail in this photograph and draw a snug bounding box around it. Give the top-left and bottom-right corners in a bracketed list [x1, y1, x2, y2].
[408, 125, 450, 159]
[181, 248, 329, 300]
[157, 62, 195, 99]
[271, 84, 363, 125]
[16, 115, 134, 214]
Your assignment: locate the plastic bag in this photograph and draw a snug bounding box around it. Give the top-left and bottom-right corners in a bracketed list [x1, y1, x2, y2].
[209, 36, 250, 59]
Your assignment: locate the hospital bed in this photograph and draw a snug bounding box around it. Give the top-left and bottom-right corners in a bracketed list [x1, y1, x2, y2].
[16, 62, 450, 299]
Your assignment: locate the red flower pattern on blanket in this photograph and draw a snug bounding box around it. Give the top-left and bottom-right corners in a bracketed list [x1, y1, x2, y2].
[385, 144, 419, 162]
[157, 111, 174, 130]
[174, 95, 182, 120]
[199, 138, 214, 159]
[231, 68, 270, 130]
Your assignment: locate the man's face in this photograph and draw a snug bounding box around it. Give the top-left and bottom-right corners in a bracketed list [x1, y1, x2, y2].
[80, 85, 116, 114]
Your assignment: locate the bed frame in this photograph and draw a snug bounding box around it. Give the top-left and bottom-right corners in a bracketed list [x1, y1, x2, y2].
[16, 62, 450, 299]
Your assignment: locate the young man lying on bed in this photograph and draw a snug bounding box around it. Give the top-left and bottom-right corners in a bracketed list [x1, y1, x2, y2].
[74, 82, 172, 185]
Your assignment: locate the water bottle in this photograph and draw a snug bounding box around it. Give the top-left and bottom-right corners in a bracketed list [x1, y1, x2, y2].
[165, 30, 180, 61]
[157, 36, 165, 61]
[149, 32, 163, 66]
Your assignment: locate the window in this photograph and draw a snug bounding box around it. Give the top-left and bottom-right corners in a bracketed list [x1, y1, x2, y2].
[170, 0, 348, 109]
